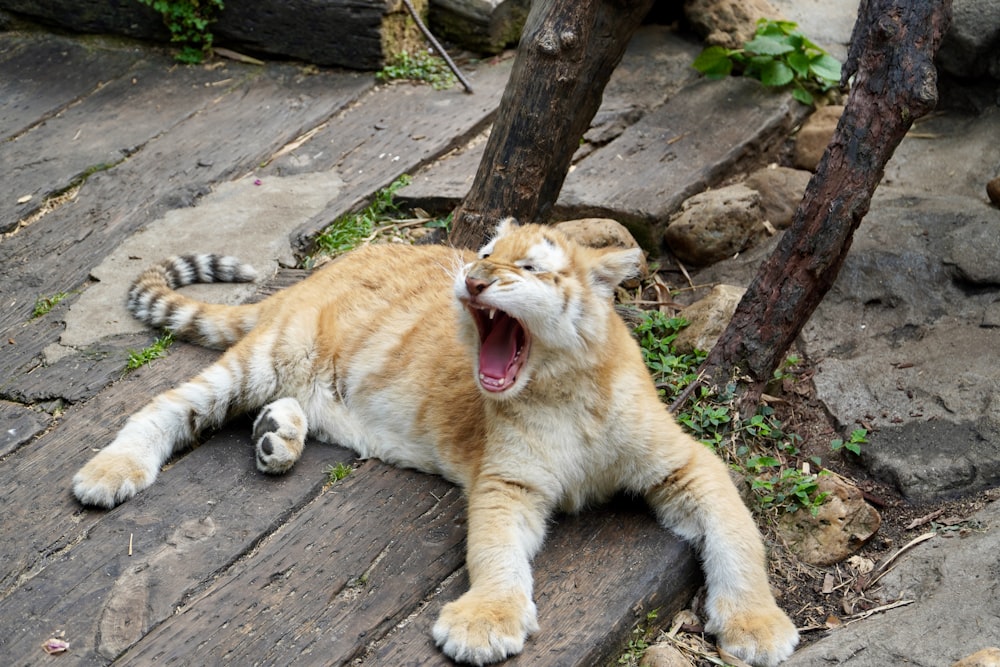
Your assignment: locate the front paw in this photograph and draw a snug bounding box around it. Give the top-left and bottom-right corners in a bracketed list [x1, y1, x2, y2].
[432, 591, 538, 666]
[252, 398, 306, 474]
[708, 604, 799, 667]
[73, 448, 157, 508]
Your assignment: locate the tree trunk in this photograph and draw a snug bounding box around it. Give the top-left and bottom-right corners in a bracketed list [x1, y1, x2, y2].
[682, 0, 953, 412]
[448, 0, 655, 249]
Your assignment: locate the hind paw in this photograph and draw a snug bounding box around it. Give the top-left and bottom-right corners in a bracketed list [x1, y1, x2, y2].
[252, 397, 307, 474]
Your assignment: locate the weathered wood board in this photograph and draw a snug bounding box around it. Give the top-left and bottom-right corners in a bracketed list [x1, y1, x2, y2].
[368, 500, 702, 666]
[0, 59, 372, 387]
[0, 34, 138, 146]
[557, 77, 808, 229]
[263, 55, 515, 254]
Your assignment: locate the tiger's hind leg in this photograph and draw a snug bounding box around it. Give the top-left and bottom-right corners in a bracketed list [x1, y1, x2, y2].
[252, 397, 307, 474]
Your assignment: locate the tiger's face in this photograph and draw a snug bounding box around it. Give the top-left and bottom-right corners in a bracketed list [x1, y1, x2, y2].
[454, 220, 641, 399]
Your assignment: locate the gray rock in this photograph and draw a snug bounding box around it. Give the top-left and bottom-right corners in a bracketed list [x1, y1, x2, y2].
[936, 0, 1000, 80]
[664, 184, 766, 266]
[745, 165, 813, 228]
[861, 420, 1000, 501]
[945, 218, 1000, 285]
[782, 500, 1000, 666]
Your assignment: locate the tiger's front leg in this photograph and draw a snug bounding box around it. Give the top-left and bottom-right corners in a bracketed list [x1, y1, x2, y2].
[432, 475, 551, 666]
[644, 430, 798, 667]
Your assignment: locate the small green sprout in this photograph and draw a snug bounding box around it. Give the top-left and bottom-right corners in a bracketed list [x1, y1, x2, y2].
[831, 428, 868, 456]
[31, 292, 71, 319]
[325, 462, 353, 484]
[125, 332, 175, 372]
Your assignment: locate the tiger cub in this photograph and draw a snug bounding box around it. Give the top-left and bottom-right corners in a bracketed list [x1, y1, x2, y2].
[73, 220, 798, 666]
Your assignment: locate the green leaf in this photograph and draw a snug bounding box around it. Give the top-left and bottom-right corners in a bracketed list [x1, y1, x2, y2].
[792, 86, 815, 105]
[692, 46, 734, 78]
[759, 60, 794, 87]
[744, 35, 796, 56]
[787, 51, 810, 78]
[810, 54, 842, 83]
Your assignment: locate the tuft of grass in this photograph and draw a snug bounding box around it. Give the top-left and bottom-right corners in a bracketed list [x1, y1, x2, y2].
[309, 175, 412, 264]
[377, 51, 456, 90]
[693, 18, 842, 105]
[325, 462, 354, 485]
[633, 310, 828, 516]
[125, 332, 175, 372]
[31, 292, 71, 319]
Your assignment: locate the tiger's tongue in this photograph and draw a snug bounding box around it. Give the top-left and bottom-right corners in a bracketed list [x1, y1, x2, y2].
[480, 313, 519, 381]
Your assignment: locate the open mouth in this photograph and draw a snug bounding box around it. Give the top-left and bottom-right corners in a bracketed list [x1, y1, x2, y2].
[467, 305, 530, 393]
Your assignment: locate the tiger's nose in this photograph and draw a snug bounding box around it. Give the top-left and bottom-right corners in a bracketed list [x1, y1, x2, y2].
[465, 275, 493, 295]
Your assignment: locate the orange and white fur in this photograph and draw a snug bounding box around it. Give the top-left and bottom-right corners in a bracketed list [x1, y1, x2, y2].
[73, 220, 798, 666]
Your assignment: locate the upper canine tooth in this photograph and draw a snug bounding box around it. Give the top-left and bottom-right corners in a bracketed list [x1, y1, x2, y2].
[489, 308, 497, 320]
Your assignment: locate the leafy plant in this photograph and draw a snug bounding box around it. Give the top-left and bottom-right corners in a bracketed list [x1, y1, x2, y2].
[632, 310, 828, 516]
[137, 0, 225, 64]
[693, 19, 842, 105]
[377, 51, 456, 90]
[831, 428, 868, 456]
[31, 292, 71, 319]
[311, 175, 412, 263]
[617, 609, 659, 665]
[633, 311, 706, 400]
[126, 332, 175, 371]
[325, 462, 354, 484]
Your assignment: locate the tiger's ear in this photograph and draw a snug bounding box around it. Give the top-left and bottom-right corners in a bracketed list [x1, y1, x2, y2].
[494, 216, 520, 238]
[588, 247, 643, 298]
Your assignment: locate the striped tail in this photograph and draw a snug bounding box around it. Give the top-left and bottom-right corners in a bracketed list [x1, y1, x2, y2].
[126, 254, 261, 349]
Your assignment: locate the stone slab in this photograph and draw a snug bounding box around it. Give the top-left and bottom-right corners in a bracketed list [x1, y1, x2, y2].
[783, 499, 1000, 666]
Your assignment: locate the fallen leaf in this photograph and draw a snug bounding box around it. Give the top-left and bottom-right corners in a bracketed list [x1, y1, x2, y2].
[825, 614, 843, 629]
[821, 572, 835, 594]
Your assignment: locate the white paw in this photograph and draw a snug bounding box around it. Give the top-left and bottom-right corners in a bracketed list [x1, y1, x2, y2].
[707, 603, 799, 667]
[252, 397, 307, 474]
[73, 446, 158, 508]
[432, 591, 538, 666]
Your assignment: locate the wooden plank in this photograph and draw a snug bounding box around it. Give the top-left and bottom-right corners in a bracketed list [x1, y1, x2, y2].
[0, 399, 47, 458]
[368, 498, 701, 666]
[0, 53, 259, 234]
[0, 418, 351, 665]
[0, 345, 220, 596]
[0, 58, 372, 384]
[556, 77, 809, 232]
[263, 55, 515, 254]
[118, 461, 466, 665]
[396, 25, 704, 230]
[0, 33, 138, 145]
[4, 334, 152, 405]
